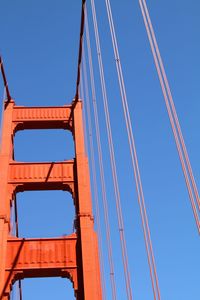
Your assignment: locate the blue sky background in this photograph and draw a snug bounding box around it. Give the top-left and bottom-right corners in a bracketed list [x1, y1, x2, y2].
[0, 1, 200, 299]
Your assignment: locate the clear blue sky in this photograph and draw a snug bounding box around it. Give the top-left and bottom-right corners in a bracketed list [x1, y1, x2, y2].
[0, 1, 200, 299]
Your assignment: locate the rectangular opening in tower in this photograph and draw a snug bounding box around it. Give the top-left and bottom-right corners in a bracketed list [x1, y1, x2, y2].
[14, 129, 74, 162]
[11, 277, 76, 300]
[13, 190, 75, 238]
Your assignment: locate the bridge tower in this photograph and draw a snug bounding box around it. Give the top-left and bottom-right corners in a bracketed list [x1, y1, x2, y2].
[0, 99, 102, 299]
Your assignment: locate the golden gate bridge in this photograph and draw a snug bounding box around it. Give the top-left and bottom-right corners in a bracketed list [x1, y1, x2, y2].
[0, 0, 199, 299]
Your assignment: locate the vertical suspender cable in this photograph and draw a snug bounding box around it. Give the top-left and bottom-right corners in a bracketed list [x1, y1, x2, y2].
[81, 50, 107, 299]
[138, 0, 200, 233]
[85, 9, 117, 299]
[90, 1, 133, 299]
[104, 0, 161, 299]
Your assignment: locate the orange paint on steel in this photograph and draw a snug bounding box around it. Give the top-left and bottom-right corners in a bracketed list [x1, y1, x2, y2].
[0, 99, 102, 299]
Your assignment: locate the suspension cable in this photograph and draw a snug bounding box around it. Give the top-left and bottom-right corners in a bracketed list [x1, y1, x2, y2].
[0, 56, 11, 101]
[85, 9, 117, 299]
[74, 0, 86, 102]
[90, 1, 133, 298]
[140, 0, 200, 210]
[104, 0, 162, 298]
[139, 0, 200, 233]
[81, 50, 107, 299]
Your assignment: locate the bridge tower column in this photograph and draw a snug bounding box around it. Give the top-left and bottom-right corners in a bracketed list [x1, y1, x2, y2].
[0, 99, 102, 300]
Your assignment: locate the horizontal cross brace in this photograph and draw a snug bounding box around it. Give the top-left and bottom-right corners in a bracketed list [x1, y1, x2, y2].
[2, 235, 78, 297]
[8, 161, 75, 193]
[12, 105, 73, 131]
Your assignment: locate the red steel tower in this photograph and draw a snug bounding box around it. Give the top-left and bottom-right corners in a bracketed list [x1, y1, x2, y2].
[0, 99, 102, 299]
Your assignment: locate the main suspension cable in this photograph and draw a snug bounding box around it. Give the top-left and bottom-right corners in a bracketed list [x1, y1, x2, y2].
[139, 0, 200, 233]
[74, 0, 86, 102]
[85, 8, 117, 299]
[90, 1, 133, 298]
[0, 56, 11, 101]
[104, 0, 161, 298]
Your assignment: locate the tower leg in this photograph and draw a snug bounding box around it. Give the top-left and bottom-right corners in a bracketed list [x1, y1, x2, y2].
[73, 101, 102, 299]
